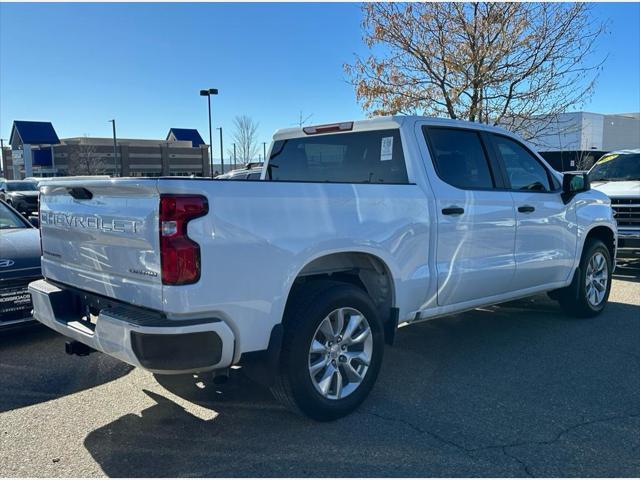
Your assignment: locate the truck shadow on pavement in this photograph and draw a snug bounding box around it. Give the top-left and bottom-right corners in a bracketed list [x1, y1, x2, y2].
[0, 326, 133, 413]
[82, 294, 640, 477]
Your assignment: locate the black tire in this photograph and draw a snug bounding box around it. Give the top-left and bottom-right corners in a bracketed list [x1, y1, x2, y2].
[271, 280, 384, 421]
[557, 238, 612, 318]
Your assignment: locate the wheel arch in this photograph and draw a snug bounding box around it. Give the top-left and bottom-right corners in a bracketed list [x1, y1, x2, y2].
[288, 250, 396, 305]
[241, 250, 398, 387]
[285, 250, 399, 342]
[583, 225, 616, 263]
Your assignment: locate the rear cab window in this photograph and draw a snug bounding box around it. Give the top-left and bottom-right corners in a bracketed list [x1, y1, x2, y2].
[266, 129, 409, 184]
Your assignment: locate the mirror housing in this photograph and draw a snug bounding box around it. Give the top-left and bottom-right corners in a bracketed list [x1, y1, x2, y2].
[28, 215, 40, 228]
[562, 171, 590, 204]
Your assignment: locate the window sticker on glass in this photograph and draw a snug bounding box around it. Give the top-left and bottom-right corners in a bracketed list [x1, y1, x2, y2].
[381, 136, 394, 161]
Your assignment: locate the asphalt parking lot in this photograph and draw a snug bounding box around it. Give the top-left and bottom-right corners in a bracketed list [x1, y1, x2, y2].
[1, 263, 638, 478]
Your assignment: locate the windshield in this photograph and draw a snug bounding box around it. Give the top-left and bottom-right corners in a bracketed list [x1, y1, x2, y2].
[6, 181, 38, 192]
[589, 153, 640, 182]
[0, 202, 29, 229]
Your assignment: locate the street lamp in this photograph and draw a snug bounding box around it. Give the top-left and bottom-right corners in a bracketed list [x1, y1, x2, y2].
[108, 119, 118, 176]
[0, 138, 5, 177]
[200, 88, 218, 178]
[216, 127, 224, 174]
[233, 143, 237, 169]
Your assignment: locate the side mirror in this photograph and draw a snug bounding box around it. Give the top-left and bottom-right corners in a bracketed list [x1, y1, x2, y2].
[562, 171, 590, 204]
[28, 215, 40, 228]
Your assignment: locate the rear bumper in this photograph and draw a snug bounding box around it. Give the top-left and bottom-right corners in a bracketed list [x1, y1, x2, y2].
[0, 318, 38, 331]
[28, 279, 235, 374]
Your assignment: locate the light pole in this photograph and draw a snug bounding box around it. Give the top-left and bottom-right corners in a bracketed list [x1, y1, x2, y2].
[216, 127, 224, 174]
[108, 119, 118, 176]
[200, 88, 218, 178]
[0, 138, 5, 178]
[262, 142, 267, 164]
[233, 143, 237, 169]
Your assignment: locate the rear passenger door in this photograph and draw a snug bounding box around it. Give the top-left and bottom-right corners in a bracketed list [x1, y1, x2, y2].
[488, 134, 576, 290]
[421, 126, 517, 307]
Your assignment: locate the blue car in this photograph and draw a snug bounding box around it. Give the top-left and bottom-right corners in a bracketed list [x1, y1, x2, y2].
[0, 200, 41, 329]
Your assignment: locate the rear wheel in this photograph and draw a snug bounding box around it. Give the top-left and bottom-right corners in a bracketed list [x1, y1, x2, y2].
[557, 238, 612, 318]
[271, 280, 384, 421]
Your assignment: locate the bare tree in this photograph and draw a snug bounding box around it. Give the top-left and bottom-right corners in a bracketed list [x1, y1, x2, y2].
[574, 150, 593, 171]
[66, 137, 106, 175]
[345, 3, 607, 140]
[229, 115, 260, 165]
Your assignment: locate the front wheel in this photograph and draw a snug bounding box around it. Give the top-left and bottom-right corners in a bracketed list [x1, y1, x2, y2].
[557, 238, 612, 318]
[271, 280, 384, 421]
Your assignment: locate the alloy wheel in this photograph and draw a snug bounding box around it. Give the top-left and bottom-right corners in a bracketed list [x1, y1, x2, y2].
[585, 251, 608, 307]
[308, 307, 373, 400]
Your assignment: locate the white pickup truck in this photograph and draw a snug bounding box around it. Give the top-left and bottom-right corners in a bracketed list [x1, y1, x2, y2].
[29, 116, 616, 420]
[589, 149, 640, 259]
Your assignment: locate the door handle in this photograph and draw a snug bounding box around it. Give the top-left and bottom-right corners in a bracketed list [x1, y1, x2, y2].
[518, 205, 535, 213]
[442, 206, 464, 216]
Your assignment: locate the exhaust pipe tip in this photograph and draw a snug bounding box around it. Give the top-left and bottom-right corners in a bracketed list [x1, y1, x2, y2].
[65, 340, 94, 357]
[212, 369, 230, 385]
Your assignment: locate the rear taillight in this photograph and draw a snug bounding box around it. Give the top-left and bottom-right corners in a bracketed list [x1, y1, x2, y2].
[159, 195, 208, 285]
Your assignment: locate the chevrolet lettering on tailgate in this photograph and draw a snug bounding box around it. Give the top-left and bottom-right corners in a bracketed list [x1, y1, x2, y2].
[40, 211, 139, 233]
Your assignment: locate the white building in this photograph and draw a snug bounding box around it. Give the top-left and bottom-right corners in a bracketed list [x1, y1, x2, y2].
[528, 112, 640, 170]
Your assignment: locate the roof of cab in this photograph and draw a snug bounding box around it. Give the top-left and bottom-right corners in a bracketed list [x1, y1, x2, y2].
[272, 115, 516, 141]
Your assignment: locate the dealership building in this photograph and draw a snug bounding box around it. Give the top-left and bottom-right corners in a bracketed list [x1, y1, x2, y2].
[528, 112, 640, 171]
[3, 121, 211, 179]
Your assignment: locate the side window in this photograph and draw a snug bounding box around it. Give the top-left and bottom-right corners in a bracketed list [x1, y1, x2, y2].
[423, 127, 495, 189]
[267, 129, 409, 184]
[493, 135, 551, 192]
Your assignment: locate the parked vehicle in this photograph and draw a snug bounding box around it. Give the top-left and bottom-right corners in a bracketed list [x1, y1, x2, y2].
[217, 166, 263, 180]
[0, 200, 41, 330]
[589, 149, 640, 258]
[0, 180, 39, 215]
[29, 116, 616, 420]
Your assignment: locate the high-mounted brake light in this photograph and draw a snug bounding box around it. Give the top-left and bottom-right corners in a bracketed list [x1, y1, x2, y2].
[303, 122, 353, 135]
[159, 195, 208, 285]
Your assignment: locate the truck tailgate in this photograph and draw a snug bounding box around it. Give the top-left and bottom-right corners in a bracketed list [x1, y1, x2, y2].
[39, 179, 163, 310]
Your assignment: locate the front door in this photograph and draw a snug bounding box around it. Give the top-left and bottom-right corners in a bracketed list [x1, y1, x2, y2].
[421, 126, 517, 307]
[490, 134, 576, 290]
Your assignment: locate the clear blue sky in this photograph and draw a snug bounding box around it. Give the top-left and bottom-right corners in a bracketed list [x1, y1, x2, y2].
[1, 2, 639, 157]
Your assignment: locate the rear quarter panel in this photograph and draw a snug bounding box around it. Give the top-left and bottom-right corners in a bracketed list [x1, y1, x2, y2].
[157, 179, 432, 355]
